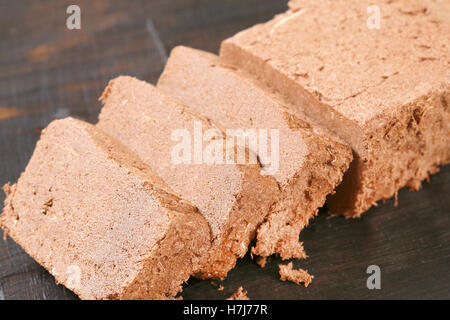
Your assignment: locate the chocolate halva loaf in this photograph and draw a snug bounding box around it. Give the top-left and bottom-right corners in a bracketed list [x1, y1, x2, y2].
[220, 0, 450, 216]
[157, 46, 352, 260]
[2, 0, 448, 299]
[0, 118, 211, 299]
[97, 76, 279, 278]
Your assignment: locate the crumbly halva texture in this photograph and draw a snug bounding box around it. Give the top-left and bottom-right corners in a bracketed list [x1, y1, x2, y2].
[0, 118, 211, 300]
[256, 256, 267, 268]
[227, 286, 250, 300]
[279, 262, 313, 287]
[158, 46, 352, 260]
[97, 76, 279, 279]
[221, 0, 450, 216]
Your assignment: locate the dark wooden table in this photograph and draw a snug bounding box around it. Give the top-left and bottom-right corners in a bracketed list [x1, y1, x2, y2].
[0, 0, 449, 300]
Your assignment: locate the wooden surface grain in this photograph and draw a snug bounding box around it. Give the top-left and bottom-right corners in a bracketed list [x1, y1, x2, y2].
[0, 0, 449, 300]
